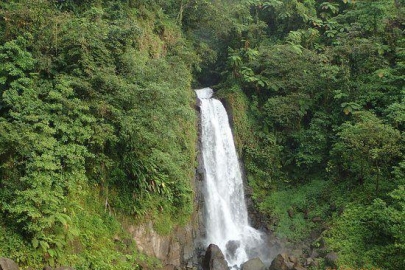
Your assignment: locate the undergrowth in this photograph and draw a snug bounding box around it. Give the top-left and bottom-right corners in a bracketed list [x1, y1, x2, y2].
[257, 179, 332, 242]
[0, 185, 161, 269]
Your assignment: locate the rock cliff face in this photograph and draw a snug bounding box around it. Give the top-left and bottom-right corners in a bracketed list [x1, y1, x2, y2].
[128, 166, 205, 269]
[129, 220, 198, 269]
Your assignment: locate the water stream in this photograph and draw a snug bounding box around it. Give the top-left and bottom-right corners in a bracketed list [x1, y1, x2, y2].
[196, 88, 268, 268]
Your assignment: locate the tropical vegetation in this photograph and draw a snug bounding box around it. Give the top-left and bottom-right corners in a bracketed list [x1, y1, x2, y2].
[0, 0, 404, 269]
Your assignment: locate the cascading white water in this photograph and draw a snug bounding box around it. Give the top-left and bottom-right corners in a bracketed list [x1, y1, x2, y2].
[196, 88, 267, 268]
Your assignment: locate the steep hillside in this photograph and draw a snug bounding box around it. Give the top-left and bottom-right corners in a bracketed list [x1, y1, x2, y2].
[0, 1, 197, 268]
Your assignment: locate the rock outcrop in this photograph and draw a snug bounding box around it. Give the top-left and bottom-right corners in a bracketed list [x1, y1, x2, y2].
[202, 244, 228, 270]
[324, 252, 338, 268]
[241, 257, 266, 270]
[0, 258, 19, 270]
[129, 212, 203, 269]
[269, 253, 306, 270]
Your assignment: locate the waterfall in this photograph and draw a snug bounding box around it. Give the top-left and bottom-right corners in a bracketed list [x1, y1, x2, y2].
[196, 88, 268, 268]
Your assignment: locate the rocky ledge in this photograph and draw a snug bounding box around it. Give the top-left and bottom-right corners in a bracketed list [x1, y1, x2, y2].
[201, 241, 339, 270]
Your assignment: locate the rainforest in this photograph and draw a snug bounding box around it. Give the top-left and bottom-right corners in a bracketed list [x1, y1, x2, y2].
[0, 0, 404, 269]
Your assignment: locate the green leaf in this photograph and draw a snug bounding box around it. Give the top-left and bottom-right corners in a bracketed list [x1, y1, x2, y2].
[32, 238, 39, 248]
[39, 240, 50, 252]
[48, 248, 55, 257]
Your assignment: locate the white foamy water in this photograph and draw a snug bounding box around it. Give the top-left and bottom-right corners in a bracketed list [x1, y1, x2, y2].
[196, 88, 268, 268]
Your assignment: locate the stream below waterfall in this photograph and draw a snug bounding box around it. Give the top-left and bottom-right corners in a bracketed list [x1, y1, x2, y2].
[196, 88, 270, 269]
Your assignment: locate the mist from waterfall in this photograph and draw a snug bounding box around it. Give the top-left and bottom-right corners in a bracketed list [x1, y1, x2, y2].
[196, 88, 269, 269]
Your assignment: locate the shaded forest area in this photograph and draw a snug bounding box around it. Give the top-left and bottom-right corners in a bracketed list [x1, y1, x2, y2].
[0, 0, 404, 269]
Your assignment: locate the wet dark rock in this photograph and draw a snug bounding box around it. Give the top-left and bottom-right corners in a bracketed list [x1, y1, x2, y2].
[269, 253, 307, 270]
[269, 254, 289, 270]
[325, 252, 338, 267]
[241, 257, 266, 270]
[225, 240, 240, 261]
[0, 258, 19, 270]
[202, 244, 228, 270]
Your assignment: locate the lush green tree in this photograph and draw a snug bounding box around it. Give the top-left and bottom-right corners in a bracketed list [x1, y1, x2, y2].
[326, 185, 405, 269]
[0, 36, 93, 262]
[330, 111, 402, 195]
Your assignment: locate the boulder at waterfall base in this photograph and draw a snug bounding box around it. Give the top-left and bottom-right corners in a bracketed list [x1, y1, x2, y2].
[269, 253, 307, 270]
[202, 244, 229, 270]
[241, 257, 266, 270]
[269, 254, 290, 270]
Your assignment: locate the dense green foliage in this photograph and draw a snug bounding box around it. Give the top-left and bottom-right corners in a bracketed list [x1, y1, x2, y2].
[0, 0, 197, 268]
[1, 0, 404, 269]
[203, 0, 405, 269]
